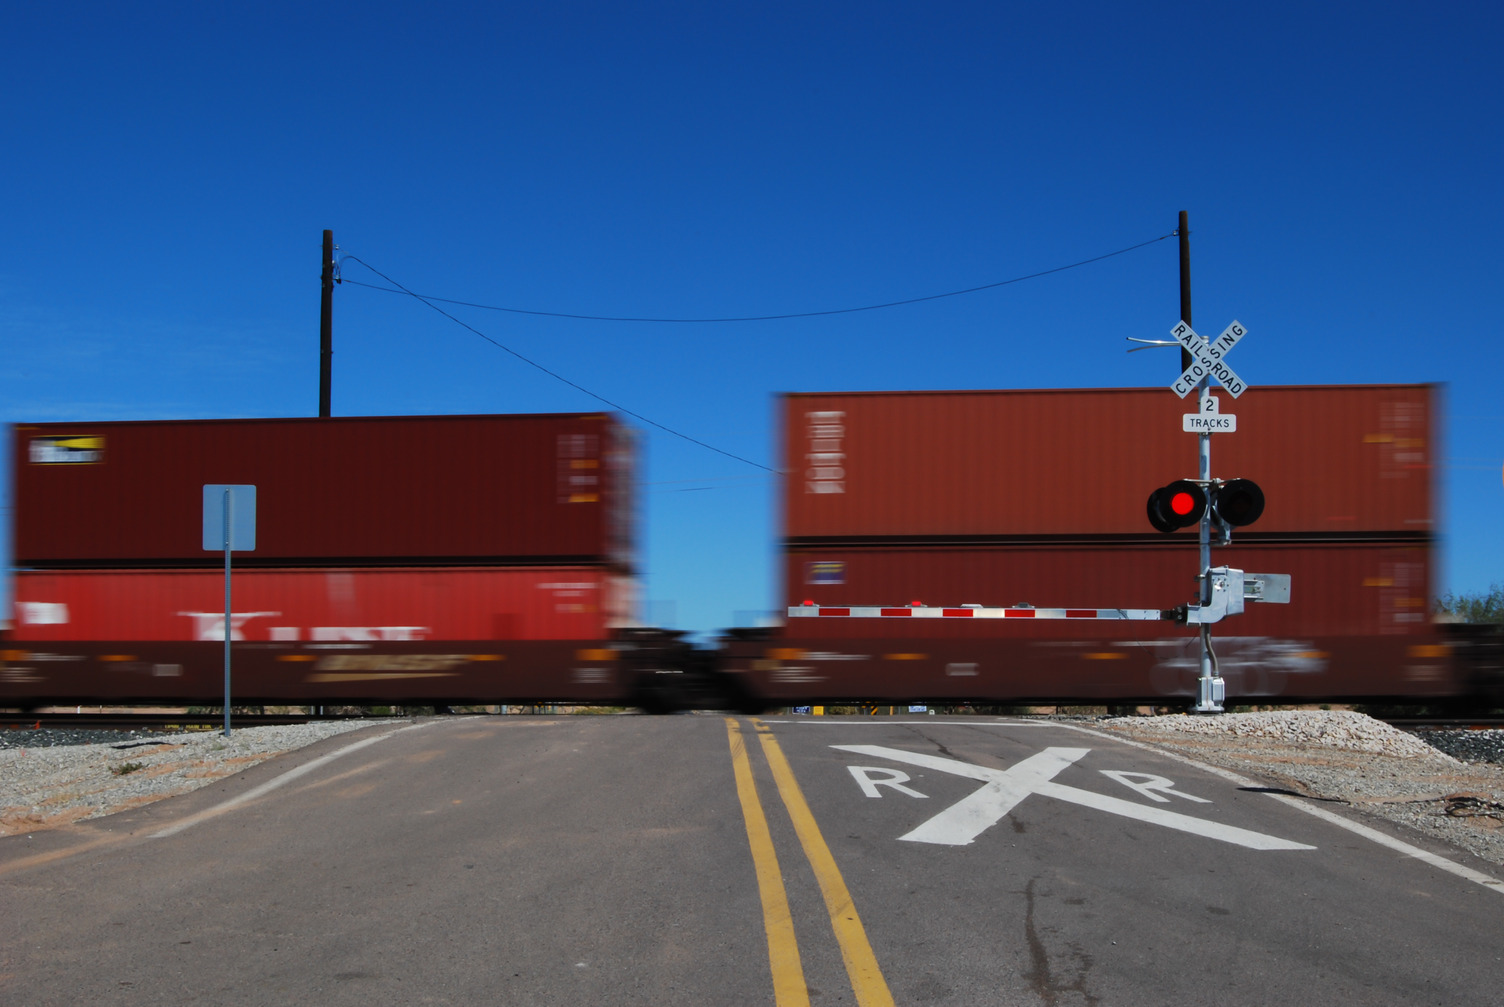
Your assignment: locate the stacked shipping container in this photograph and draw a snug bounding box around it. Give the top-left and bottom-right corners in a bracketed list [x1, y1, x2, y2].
[4, 413, 644, 705]
[13, 412, 633, 567]
[728, 384, 1449, 705]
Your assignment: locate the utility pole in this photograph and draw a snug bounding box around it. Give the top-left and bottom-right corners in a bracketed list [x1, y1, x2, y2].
[319, 229, 334, 418]
[1178, 211, 1192, 373]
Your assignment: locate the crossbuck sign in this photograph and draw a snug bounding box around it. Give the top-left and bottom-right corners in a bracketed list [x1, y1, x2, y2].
[1170, 320, 1247, 398]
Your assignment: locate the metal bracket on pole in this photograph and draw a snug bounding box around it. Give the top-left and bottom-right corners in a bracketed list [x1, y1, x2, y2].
[1188, 567, 1243, 625]
[1167, 567, 1291, 625]
[1242, 572, 1291, 604]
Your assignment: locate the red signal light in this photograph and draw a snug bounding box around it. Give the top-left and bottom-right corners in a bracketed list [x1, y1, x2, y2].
[1147, 480, 1206, 533]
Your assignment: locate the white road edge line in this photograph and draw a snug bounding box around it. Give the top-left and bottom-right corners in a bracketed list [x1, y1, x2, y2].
[1055, 722, 1504, 895]
[149, 721, 437, 839]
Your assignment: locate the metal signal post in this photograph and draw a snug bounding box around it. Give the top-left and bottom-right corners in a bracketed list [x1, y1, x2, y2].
[202, 485, 256, 736]
[1162, 318, 1255, 712]
[1195, 378, 1220, 711]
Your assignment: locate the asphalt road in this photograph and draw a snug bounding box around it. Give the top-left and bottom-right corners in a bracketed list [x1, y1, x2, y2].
[2, 715, 1501, 1006]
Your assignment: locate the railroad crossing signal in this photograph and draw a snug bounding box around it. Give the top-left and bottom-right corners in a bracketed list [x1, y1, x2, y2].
[1170, 320, 1248, 398]
[1147, 478, 1265, 535]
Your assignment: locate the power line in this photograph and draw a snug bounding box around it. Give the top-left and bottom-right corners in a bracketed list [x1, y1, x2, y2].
[340, 232, 1174, 323]
[340, 232, 1172, 473]
[340, 256, 779, 473]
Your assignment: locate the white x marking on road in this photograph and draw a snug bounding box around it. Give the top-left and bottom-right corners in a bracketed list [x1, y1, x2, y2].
[832, 744, 1315, 851]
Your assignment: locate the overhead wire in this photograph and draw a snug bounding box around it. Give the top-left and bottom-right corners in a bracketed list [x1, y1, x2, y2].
[340, 232, 1173, 322]
[340, 231, 1173, 472]
[341, 255, 779, 473]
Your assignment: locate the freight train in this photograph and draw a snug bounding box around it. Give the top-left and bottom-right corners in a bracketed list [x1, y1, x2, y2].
[3, 386, 1500, 713]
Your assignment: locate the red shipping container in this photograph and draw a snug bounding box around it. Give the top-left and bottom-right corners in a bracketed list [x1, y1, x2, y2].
[784, 385, 1435, 539]
[10, 567, 634, 643]
[13, 413, 634, 567]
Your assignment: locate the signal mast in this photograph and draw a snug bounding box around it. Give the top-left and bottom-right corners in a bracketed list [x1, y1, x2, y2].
[1144, 318, 1285, 711]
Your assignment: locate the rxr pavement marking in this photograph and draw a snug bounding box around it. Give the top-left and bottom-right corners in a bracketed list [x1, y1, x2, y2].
[834, 744, 1314, 851]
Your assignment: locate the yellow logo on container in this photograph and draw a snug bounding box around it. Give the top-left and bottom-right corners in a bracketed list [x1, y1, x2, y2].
[30, 435, 104, 464]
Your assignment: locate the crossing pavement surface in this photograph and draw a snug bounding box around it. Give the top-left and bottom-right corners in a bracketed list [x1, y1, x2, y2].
[2, 715, 1500, 1005]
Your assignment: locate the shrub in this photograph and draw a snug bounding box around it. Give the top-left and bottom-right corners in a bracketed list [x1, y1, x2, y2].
[1435, 584, 1504, 625]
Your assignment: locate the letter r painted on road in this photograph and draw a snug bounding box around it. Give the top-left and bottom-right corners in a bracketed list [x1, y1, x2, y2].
[1100, 771, 1212, 804]
[847, 766, 929, 799]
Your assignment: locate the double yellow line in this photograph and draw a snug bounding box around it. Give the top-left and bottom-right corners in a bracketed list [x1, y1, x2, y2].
[726, 717, 894, 1007]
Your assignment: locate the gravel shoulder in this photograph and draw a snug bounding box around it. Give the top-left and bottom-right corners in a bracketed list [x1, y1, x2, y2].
[0, 720, 396, 837]
[4, 711, 1504, 875]
[1098, 710, 1504, 869]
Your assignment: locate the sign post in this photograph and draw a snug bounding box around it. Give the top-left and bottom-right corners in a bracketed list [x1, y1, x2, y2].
[203, 485, 256, 737]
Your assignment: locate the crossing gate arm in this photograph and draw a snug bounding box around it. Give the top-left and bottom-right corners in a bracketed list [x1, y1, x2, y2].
[786, 569, 1289, 625]
[787, 604, 1172, 621]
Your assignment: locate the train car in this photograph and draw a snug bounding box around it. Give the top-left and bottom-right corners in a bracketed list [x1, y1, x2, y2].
[719, 384, 1468, 707]
[2, 566, 682, 707]
[5, 387, 1495, 714]
[1, 413, 691, 709]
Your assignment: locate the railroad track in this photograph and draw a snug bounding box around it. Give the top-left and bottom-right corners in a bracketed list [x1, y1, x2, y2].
[1382, 717, 1504, 731]
[6, 711, 1502, 734]
[0, 712, 380, 731]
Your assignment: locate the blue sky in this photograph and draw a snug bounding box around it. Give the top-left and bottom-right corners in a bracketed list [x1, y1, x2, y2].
[4, 2, 1500, 636]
